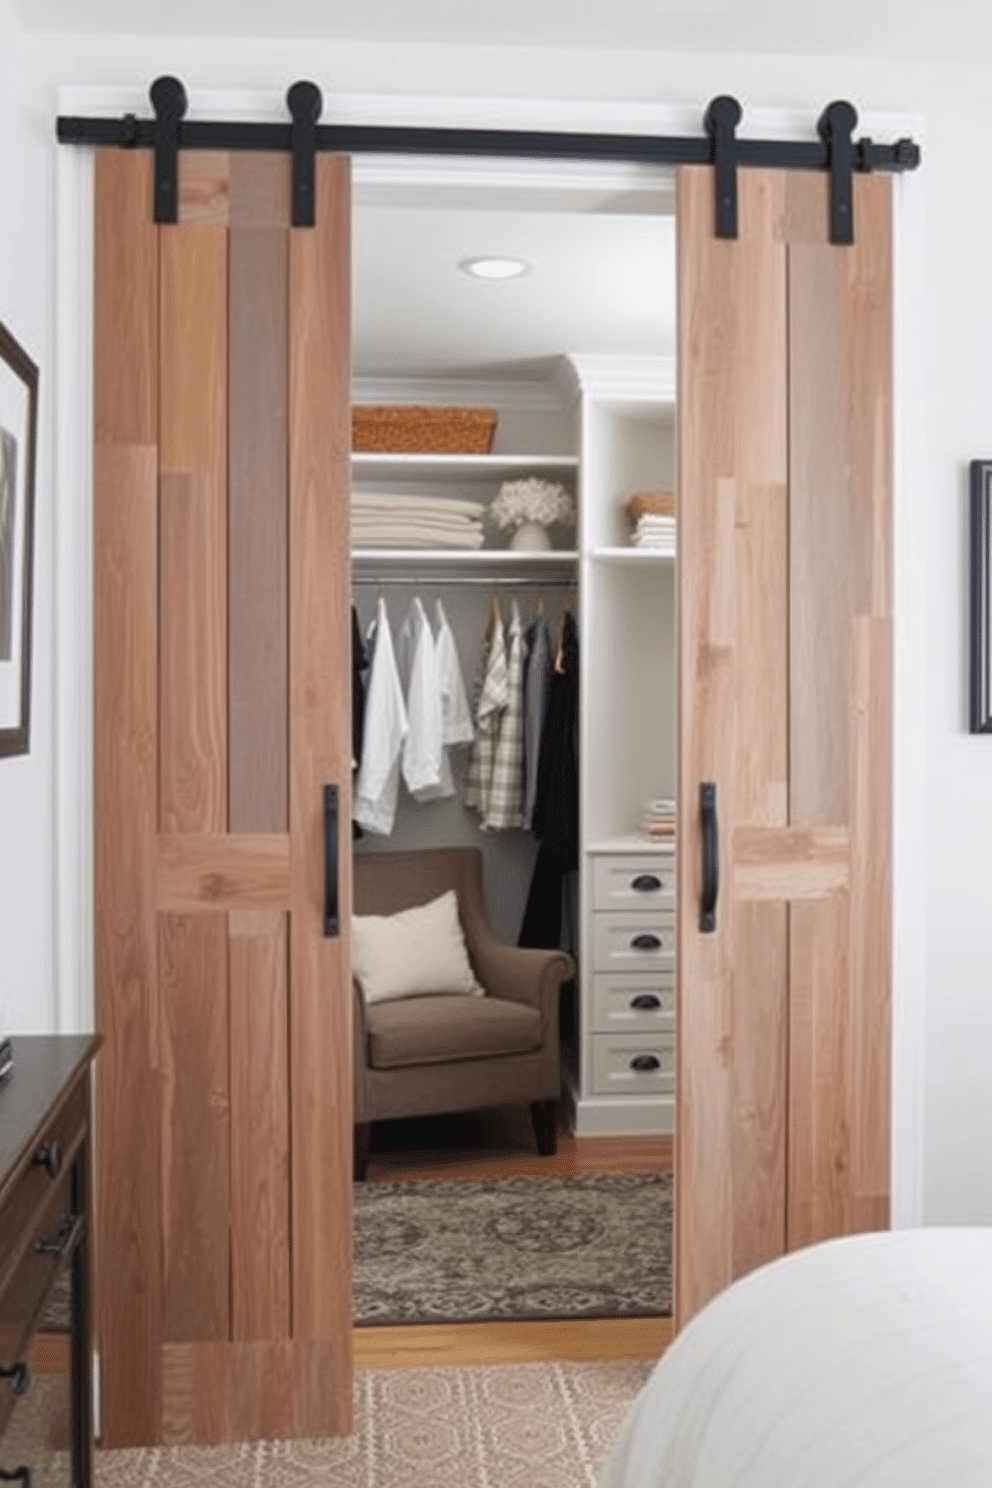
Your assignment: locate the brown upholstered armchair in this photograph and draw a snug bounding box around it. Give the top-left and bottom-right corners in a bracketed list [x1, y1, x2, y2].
[352, 846, 574, 1180]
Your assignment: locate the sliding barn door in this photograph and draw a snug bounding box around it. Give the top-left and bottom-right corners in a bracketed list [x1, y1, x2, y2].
[675, 168, 892, 1328]
[93, 149, 353, 1444]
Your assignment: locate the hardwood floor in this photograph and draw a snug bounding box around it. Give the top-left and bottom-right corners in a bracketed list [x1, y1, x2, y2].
[354, 1100, 674, 1369]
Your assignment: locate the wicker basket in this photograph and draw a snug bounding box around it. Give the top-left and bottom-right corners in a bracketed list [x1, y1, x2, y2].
[352, 404, 498, 455]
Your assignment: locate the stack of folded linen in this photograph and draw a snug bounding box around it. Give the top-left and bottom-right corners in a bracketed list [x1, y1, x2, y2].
[639, 796, 676, 840]
[353, 492, 486, 549]
[624, 489, 676, 552]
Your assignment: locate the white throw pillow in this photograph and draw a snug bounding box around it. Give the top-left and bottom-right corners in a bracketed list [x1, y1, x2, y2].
[352, 889, 484, 1005]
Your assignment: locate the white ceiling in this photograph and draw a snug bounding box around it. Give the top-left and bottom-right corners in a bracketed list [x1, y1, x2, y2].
[14, 0, 992, 62]
[351, 166, 674, 382]
[20, 0, 948, 386]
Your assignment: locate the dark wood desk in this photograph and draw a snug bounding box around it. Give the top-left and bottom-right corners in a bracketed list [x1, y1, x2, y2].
[0, 1036, 100, 1488]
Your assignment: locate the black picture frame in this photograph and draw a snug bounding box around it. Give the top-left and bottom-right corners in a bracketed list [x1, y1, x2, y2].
[0, 321, 39, 758]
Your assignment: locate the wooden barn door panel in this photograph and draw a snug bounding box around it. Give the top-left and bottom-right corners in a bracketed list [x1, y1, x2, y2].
[675, 167, 892, 1329]
[94, 149, 353, 1446]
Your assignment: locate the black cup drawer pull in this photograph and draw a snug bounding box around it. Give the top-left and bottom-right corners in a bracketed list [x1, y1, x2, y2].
[630, 1054, 661, 1073]
[630, 993, 661, 1010]
[35, 1215, 82, 1262]
[32, 1141, 62, 1180]
[0, 1469, 32, 1488]
[0, 1364, 29, 1397]
[631, 933, 661, 951]
[631, 873, 662, 892]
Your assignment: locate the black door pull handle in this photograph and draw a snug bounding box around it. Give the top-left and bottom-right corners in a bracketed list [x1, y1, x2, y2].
[631, 873, 662, 892]
[631, 933, 661, 951]
[631, 994, 661, 1010]
[700, 781, 719, 932]
[630, 1054, 661, 1072]
[324, 784, 339, 938]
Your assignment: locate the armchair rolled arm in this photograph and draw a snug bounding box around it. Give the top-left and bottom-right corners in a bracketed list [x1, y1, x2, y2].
[469, 936, 574, 1012]
[468, 932, 574, 1056]
[352, 976, 372, 1122]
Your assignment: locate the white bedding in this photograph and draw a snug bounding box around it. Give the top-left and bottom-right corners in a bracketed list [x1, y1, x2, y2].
[599, 1228, 992, 1488]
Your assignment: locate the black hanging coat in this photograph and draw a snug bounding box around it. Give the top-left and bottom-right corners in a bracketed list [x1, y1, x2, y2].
[518, 611, 579, 949]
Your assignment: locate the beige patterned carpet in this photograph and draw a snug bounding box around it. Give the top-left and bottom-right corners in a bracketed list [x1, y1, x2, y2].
[95, 1360, 654, 1488]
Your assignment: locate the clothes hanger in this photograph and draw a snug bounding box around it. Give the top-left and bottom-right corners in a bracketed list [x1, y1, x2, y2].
[488, 594, 502, 636]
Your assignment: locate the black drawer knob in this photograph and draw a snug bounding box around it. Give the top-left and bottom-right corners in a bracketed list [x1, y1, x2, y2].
[0, 1468, 33, 1488]
[631, 993, 661, 1010]
[0, 1364, 29, 1397]
[33, 1141, 61, 1180]
[630, 1054, 661, 1072]
[35, 1216, 80, 1262]
[631, 874, 662, 892]
[631, 933, 661, 951]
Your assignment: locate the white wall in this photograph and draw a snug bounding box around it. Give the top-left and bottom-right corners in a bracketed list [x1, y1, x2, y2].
[11, 25, 992, 1225]
[0, 0, 56, 1035]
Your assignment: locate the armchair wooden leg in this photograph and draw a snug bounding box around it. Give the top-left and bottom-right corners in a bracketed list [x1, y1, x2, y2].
[354, 1122, 371, 1182]
[530, 1099, 558, 1157]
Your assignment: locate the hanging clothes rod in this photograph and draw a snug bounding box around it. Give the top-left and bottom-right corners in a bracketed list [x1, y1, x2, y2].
[352, 573, 576, 587]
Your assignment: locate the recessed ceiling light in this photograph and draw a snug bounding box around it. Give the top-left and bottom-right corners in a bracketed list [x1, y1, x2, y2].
[459, 256, 530, 281]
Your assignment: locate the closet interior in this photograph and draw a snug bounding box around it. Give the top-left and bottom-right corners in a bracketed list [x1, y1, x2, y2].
[349, 158, 678, 1147]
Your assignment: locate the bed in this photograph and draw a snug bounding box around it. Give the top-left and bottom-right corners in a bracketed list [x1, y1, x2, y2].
[598, 1227, 992, 1487]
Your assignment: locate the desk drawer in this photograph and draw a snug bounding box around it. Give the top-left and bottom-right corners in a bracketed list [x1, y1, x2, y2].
[0, 1181, 74, 1389]
[590, 1033, 675, 1097]
[591, 972, 674, 1034]
[592, 854, 675, 912]
[0, 1081, 87, 1290]
[593, 911, 674, 973]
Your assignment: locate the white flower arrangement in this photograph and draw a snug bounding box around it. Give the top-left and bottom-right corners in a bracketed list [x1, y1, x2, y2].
[489, 477, 576, 532]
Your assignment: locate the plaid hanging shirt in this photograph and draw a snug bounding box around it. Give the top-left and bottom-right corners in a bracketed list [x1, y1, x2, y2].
[464, 608, 508, 820]
[484, 601, 525, 830]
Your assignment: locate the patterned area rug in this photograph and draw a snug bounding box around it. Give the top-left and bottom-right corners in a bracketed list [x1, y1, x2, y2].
[354, 1171, 671, 1326]
[94, 1361, 654, 1488]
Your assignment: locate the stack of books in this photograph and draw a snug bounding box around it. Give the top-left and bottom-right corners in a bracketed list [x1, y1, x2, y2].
[639, 796, 676, 841]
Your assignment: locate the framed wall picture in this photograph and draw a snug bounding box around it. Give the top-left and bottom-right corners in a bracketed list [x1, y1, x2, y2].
[970, 459, 992, 732]
[0, 321, 39, 757]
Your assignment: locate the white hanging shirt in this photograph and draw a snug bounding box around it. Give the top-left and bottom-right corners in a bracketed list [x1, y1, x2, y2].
[435, 599, 475, 747]
[353, 598, 408, 836]
[413, 599, 475, 802]
[397, 596, 445, 796]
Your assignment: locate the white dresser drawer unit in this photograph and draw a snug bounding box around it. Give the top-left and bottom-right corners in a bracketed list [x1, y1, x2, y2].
[590, 1033, 675, 1097]
[593, 910, 674, 973]
[592, 853, 675, 912]
[592, 971, 674, 1034]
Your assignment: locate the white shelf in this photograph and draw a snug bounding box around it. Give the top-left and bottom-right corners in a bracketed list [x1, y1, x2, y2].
[586, 834, 675, 856]
[352, 452, 579, 483]
[589, 545, 675, 564]
[352, 547, 578, 567]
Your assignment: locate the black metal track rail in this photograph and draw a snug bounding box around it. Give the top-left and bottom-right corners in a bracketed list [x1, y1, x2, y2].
[56, 76, 921, 241]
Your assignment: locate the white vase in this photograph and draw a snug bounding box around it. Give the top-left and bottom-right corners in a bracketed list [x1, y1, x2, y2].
[510, 521, 552, 552]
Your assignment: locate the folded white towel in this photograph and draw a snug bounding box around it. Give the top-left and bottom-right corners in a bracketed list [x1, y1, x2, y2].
[353, 491, 486, 520]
